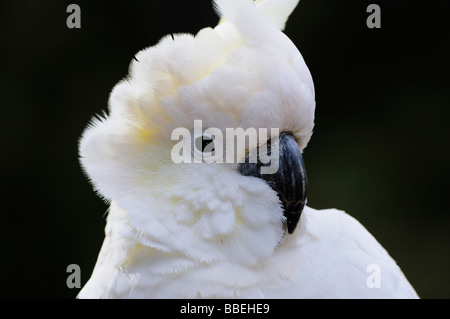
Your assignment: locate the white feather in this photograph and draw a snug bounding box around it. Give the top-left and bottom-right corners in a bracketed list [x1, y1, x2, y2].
[79, 204, 417, 298]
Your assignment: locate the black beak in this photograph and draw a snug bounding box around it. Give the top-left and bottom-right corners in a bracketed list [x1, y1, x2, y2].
[238, 132, 307, 234]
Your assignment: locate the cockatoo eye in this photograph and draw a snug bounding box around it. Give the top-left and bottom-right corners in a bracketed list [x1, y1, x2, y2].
[194, 133, 215, 156]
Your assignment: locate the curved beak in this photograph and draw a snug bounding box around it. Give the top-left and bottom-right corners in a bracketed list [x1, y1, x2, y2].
[238, 132, 307, 234]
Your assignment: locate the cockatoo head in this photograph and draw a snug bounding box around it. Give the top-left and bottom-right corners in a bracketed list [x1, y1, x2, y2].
[80, 0, 314, 265]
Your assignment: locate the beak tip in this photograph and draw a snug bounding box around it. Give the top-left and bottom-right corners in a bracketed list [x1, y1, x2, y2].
[285, 208, 303, 234]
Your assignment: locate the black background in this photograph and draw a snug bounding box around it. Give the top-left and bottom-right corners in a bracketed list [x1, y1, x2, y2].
[1, 0, 449, 298]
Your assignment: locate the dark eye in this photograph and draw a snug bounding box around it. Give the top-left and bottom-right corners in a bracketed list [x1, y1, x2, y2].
[194, 134, 215, 154]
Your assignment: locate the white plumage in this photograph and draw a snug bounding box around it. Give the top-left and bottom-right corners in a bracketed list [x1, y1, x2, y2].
[78, 0, 418, 298]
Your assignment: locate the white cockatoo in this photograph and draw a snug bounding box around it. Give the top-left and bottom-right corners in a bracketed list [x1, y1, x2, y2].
[78, 0, 418, 298]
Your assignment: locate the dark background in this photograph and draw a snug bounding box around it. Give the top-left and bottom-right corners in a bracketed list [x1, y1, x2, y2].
[1, 0, 449, 298]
